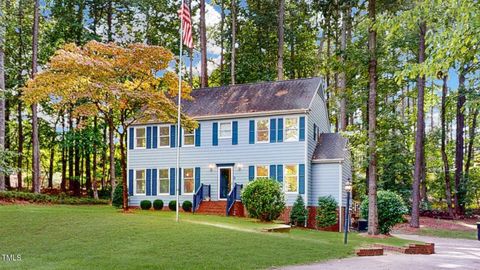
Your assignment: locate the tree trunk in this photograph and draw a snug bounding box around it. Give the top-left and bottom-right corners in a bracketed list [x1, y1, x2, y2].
[440, 75, 455, 217]
[61, 114, 67, 192]
[68, 114, 74, 192]
[92, 116, 98, 199]
[454, 71, 466, 215]
[0, 0, 5, 191]
[101, 123, 107, 189]
[411, 21, 426, 228]
[74, 118, 81, 196]
[108, 117, 116, 200]
[16, 0, 25, 190]
[31, 0, 41, 194]
[465, 108, 478, 178]
[4, 96, 10, 188]
[48, 129, 55, 189]
[107, 0, 113, 42]
[200, 0, 208, 87]
[220, 0, 225, 85]
[231, 0, 236, 85]
[367, 0, 379, 235]
[85, 149, 92, 192]
[277, 0, 285, 81]
[339, 3, 348, 131]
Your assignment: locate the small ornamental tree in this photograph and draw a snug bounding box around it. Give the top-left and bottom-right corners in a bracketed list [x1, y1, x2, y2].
[316, 196, 338, 228]
[360, 190, 408, 234]
[290, 195, 308, 226]
[242, 178, 286, 222]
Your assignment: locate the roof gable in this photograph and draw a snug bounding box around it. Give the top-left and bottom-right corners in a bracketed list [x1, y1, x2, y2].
[312, 133, 348, 161]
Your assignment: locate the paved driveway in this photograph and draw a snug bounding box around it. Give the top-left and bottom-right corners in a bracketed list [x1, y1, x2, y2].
[279, 234, 480, 270]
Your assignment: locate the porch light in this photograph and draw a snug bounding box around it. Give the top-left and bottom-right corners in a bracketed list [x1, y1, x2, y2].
[345, 181, 352, 192]
[208, 164, 216, 171]
[236, 163, 244, 171]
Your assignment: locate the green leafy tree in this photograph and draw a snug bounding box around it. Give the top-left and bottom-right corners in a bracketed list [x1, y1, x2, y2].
[316, 195, 338, 228]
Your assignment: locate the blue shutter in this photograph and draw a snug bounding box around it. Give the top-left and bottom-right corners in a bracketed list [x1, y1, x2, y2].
[270, 119, 277, 143]
[277, 118, 283, 142]
[313, 123, 317, 141]
[152, 126, 158, 148]
[146, 169, 152, 195]
[299, 164, 305, 194]
[128, 169, 134, 195]
[129, 128, 134, 149]
[212, 122, 218, 146]
[169, 168, 176, 195]
[269, 165, 277, 179]
[195, 167, 201, 192]
[146, 126, 152, 149]
[178, 168, 182, 195]
[195, 124, 201, 147]
[232, 121, 238, 145]
[249, 120, 255, 144]
[170, 125, 176, 147]
[151, 169, 157, 196]
[299, 116, 305, 141]
[248, 166, 255, 181]
[276, 165, 283, 184]
[179, 128, 183, 147]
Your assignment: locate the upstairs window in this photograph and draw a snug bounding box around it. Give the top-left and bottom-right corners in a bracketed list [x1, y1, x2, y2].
[159, 125, 170, 147]
[285, 117, 299, 142]
[135, 127, 146, 148]
[219, 122, 232, 139]
[256, 119, 269, 143]
[158, 169, 169, 194]
[183, 129, 195, 146]
[135, 170, 146, 194]
[183, 168, 194, 194]
[256, 165, 269, 179]
[284, 164, 298, 193]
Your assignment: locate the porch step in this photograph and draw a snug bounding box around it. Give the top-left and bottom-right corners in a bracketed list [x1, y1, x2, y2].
[195, 201, 245, 217]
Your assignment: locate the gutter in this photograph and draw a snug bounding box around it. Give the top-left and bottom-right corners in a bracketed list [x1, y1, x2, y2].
[311, 158, 344, 164]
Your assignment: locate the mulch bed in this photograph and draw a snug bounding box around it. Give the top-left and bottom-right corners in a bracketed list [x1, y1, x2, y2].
[393, 216, 477, 234]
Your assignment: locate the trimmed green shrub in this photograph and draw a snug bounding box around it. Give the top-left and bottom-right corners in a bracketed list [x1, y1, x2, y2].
[0, 191, 109, 205]
[290, 195, 308, 226]
[360, 190, 408, 234]
[182, 200, 193, 212]
[316, 196, 338, 228]
[140, 200, 152, 210]
[242, 178, 286, 221]
[153, 199, 164, 210]
[168, 200, 177, 211]
[112, 184, 124, 208]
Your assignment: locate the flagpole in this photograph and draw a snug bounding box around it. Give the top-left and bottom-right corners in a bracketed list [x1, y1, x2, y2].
[176, 0, 184, 223]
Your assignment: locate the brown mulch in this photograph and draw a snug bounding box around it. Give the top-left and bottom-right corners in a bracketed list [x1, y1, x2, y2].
[393, 216, 477, 234]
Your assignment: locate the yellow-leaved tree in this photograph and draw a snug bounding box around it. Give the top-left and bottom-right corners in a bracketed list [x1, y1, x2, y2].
[23, 41, 196, 210]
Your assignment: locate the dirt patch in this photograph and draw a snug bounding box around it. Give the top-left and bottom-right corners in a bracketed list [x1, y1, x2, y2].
[393, 216, 477, 234]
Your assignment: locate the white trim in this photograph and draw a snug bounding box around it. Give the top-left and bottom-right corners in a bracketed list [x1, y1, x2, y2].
[312, 158, 344, 164]
[157, 168, 170, 195]
[181, 127, 195, 147]
[217, 166, 234, 200]
[338, 164, 343, 233]
[284, 164, 299, 194]
[134, 127, 146, 149]
[218, 121, 233, 139]
[255, 118, 270, 143]
[283, 116, 300, 142]
[134, 169, 146, 196]
[182, 168, 195, 195]
[255, 165, 270, 179]
[304, 115, 309, 209]
[158, 124, 171, 148]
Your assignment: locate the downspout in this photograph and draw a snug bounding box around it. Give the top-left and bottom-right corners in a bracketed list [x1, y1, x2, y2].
[304, 114, 309, 227]
[338, 163, 343, 232]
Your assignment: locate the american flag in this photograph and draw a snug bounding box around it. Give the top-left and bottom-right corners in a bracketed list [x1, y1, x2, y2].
[179, 2, 193, 49]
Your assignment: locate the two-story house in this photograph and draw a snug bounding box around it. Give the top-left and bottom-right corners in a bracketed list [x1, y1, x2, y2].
[127, 77, 351, 230]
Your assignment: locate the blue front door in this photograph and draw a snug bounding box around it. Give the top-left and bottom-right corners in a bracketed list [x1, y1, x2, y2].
[219, 167, 232, 199]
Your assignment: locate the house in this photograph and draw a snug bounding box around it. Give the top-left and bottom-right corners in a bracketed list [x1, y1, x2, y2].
[127, 77, 351, 230]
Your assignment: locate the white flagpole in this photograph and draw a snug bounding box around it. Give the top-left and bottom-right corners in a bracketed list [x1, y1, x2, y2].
[176, 0, 184, 223]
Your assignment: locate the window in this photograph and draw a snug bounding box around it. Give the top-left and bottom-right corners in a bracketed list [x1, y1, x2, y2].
[159, 125, 170, 147]
[135, 170, 145, 194]
[284, 164, 298, 193]
[219, 122, 232, 138]
[158, 169, 169, 194]
[135, 127, 146, 148]
[256, 119, 269, 143]
[256, 165, 269, 179]
[285, 117, 299, 142]
[183, 129, 195, 146]
[183, 168, 194, 194]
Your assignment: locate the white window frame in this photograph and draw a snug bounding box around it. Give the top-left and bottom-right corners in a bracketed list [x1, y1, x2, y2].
[158, 168, 170, 195]
[255, 119, 270, 143]
[182, 168, 195, 195]
[284, 116, 300, 142]
[134, 169, 146, 195]
[135, 127, 146, 149]
[158, 125, 170, 148]
[255, 165, 269, 179]
[218, 121, 232, 139]
[182, 128, 195, 147]
[284, 164, 299, 194]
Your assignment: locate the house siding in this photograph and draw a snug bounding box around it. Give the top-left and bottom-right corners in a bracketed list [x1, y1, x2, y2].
[128, 114, 307, 206]
[309, 163, 341, 206]
[341, 149, 352, 206]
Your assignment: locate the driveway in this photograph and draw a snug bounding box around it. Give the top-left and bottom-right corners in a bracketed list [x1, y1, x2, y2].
[279, 234, 480, 270]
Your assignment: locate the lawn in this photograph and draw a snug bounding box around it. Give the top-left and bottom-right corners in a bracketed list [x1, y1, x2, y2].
[416, 228, 477, 240]
[0, 204, 412, 270]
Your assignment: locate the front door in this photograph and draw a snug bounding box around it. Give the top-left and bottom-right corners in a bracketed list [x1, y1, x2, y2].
[219, 167, 233, 199]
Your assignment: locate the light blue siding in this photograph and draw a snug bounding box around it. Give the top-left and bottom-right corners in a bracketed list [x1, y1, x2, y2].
[309, 163, 341, 206]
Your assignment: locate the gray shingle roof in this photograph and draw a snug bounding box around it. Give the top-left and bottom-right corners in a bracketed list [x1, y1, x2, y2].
[182, 77, 322, 118]
[312, 133, 348, 160]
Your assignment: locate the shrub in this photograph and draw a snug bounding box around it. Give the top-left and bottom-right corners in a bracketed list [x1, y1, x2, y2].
[153, 199, 164, 210]
[168, 200, 177, 211]
[182, 200, 193, 212]
[0, 191, 109, 205]
[140, 200, 152, 210]
[290, 195, 308, 226]
[360, 190, 408, 234]
[242, 178, 286, 221]
[112, 184, 123, 208]
[316, 196, 338, 228]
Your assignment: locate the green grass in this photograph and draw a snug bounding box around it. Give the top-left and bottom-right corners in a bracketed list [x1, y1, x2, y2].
[0, 205, 412, 270]
[417, 228, 477, 240]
